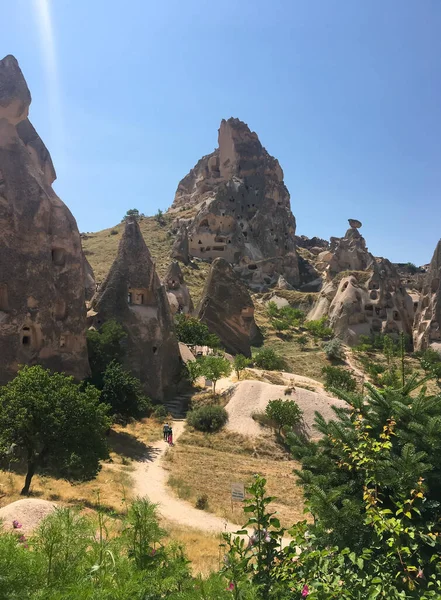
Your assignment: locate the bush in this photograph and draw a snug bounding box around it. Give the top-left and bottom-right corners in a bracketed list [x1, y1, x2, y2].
[174, 314, 220, 348]
[86, 320, 127, 388]
[322, 365, 357, 392]
[253, 348, 285, 371]
[265, 398, 303, 434]
[186, 355, 231, 394]
[187, 405, 228, 432]
[110, 228, 119, 235]
[233, 354, 251, 379]
[305, 316, 333, 339]
[296, 334, 308, 351]
[266, 302, 305, 333]
[323, 337, 344, 360]
[195, 494, 209, 510]
[152, 405, 168, 421]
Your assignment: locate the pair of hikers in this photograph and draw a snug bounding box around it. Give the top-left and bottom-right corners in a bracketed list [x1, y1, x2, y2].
[163, 422, 173, 446]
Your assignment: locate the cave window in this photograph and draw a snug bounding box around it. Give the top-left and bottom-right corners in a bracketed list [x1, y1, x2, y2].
[0, 284, 8, 311]
[413, 302, 418, 310]
[370, 290, 378, 300]
[21, 326, 31, 347]
[54, 299, 66, 320]
[274, 238, 279, 243]
[393, 311, 401, 321]
[229, 197, 234, 202]
[228, 240, 231, 244]
[365, 304, 373, 313]
[128, 292, 132, 304]
[243, 231, 248, 238]
[200, 220, 209, 228]
[375, 307, 381, 316]
[248, 264, 257, 270]
[342, 282, 349, 291]
[200, 247, 205, 253]
[278, 202, 282, 206]
[213, 246, 224, 251]
[137, 293, 144, 304]
[152, 346, 158, 354]
[60, 335, 66, 348]
[52, 248, 66, 266]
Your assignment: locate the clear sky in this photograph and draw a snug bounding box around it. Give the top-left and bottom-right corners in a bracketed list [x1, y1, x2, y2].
[1, 0, 440, 265]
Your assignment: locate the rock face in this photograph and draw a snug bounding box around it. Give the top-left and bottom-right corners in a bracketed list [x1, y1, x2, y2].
[91, 217, 181, 400]
[0, 55, 89, 383]
[414, 241, 441, 352]
[169, 118, 299, 289]
[83, 255, 96, 301]
[163, 261, 193, 315]
[170, 225, 190, 264]
[196, 258, 262, 356]
[308, 221, 414, 344]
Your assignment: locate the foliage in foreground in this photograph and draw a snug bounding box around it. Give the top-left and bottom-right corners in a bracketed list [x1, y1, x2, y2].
[187, 405, 229, 433]
[0, 365, 110, 495]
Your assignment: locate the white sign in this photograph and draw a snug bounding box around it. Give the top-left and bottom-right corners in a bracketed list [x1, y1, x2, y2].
[231, 482, 245, 502]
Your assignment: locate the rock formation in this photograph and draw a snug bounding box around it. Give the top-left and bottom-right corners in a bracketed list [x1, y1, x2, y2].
[90, 217, 181, 400]
[196, 258, 262, 356]
[308, 220, 414, 344]
[0, 55, 89, 383]
[413, 240, 441, 352]
[169, 118, 299, 289]
[170, 224, 190, 264]
[163, 261, 193, 315]
[83, 255, 96, 301]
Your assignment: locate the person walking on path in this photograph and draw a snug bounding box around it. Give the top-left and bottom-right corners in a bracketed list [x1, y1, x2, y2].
[168, 426, 173, 446]
[163, 422, 170, 441]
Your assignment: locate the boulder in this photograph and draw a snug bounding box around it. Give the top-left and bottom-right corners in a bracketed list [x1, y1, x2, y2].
[163, 261, 193, 314]
[196, 258, 262, 357]
[0, 499, 57, 534]
[414, 240, 441, 352]
[0, 55, 89, 384]
[91, 217, 181, 400]
[348, 218, 362, 229]
[169, 118, 299, 289]
[328, 220, 373, 276]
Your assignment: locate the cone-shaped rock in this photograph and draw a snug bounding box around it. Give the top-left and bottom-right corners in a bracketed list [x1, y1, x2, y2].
[91, 217, 181, 400]
[414, 240, 441, 352]
[0, 55, 89, 383]
[169, 118, 299, 289]
[196, 258, 262, 356]
[170, 225, 190, 265]
[163, 261, 193, 315]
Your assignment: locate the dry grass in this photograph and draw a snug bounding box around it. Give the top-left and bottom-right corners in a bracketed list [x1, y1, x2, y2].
[164, 521, 224, 576]
[164, 430, 306, 529]
[0, 417, 163, 513]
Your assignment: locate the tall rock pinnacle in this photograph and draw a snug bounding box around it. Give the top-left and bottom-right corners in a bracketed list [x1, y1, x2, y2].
[91, 217, 181, 400]
[414, 240, 441, 352]
[169, 118, 299, 289]
[0, 55, 89, 383]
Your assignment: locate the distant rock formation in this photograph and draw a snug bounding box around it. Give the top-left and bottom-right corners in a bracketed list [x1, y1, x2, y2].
[169, 118, 299, 290]
[295, 235, 330, 252]
[0, 55, 89, 383]
[196, 258, 262, 356]
[83, 255, 96, 301]
[163, 261, 193, 315]
[414, 240, 441, 352]
[91, 217, 181, 400]
[308, 221, 414, 344]
[170, 225, 190, 264]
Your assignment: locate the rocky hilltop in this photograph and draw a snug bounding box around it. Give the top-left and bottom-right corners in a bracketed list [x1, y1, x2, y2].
[169, 118, 299, 290]
[0, 55, 89, 383]
[307, 220, 415, 344]
[414, 240, 441, 352]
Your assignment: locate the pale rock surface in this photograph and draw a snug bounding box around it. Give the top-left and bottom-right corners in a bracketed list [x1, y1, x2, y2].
[414, 240, 441, 352]
[197, 258, 262, 356]
[169, 118, 299, 289]
[163, 261, 193, 314]
[0, 55, 89, 383]
[91, 217, 181, 400]
[0, 499, 57, 534]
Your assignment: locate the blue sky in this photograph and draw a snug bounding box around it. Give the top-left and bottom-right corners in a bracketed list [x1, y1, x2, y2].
[1, 0, 440, 265]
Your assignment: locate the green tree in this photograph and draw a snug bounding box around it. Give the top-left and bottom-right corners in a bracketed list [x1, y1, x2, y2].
[174, 314, 220, 349]
[296, 334, 308, 351]
[322, 365, 357, 392]
[86, 320, 127, 387]
[265, 398, 303, 434]
[101, 360, 151, 420]
[122, 208, 142, 221]
[322, 337, 344, 360]
[233, 354, 251, 380]
[0, 366, 110, 495]
[305, 317, 333, 339]
[197, 355, 231, 395]
[253, 348, 285, 371]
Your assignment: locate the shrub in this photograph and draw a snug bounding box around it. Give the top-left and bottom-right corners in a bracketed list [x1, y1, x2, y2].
[323, 337, 344, 360]
[154, 208, 166, 226]
[110, 228, 119, 235]
[186, 355, 231, 394]
[233, 354, 251, 379]
[322, 365, 357, 392]
[195, 494, 209, 510]
[174, 314, 220, 349]
[187, 405, 228, 432]
[253, 347, 285, 371]
[152, 405, 168, 421]
[305, 316, 333, 339]
[296, 334, 308, 351]
[266, 301, 305, 332]
[86, 320, 127, 387]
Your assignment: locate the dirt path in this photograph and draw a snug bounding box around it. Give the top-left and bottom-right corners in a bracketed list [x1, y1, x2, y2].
[132, 421, 251, 535]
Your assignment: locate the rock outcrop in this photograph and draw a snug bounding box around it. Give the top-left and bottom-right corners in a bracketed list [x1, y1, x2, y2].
[413, 240, 441, 352]
[196, 258, 262, 356]
[83, 255, 96, 301]
[0, 55, 89, 383]
[170, 225, 190, 264]
[308, 221, 414, 344]
[90, 217, 181, 400]
[163, 261, 193, 315]
[169, 118, 299, 289]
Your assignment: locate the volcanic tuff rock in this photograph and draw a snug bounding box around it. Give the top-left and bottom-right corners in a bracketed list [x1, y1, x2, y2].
[163, 261, 193, 315]
[170, 224, 190, 264]
[169, 118, 299, 289]
[308, 221, 414, 344]
[83, 255, 96, 301]
[0, 55, 89, 383]
[414, 240, 441, 352]
[196, 258, 262, 357]
[91, 217, 181, 400]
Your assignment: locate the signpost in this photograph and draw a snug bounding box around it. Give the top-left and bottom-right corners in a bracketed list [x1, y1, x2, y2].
[231, 482, 245, 501]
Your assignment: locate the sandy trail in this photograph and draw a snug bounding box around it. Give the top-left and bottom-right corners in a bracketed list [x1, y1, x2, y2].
[132, 421, 250, 535]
